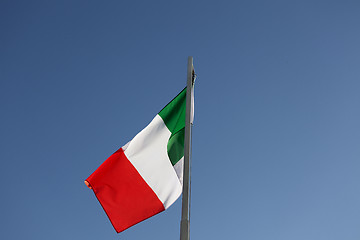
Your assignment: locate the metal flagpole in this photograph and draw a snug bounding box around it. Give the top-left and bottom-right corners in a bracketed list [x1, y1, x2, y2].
[180, 56, 195, 240]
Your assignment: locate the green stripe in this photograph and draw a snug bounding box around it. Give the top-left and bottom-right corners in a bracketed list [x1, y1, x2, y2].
[158, 88, 186, 166]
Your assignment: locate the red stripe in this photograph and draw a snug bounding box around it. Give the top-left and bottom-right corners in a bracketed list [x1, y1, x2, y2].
[86, 148, 165, 233]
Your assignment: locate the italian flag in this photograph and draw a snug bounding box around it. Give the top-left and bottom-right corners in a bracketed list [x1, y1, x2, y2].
[85, 87, 192, 233]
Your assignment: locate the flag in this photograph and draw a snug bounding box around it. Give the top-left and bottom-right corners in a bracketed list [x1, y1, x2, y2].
[85, 87, 190, 233]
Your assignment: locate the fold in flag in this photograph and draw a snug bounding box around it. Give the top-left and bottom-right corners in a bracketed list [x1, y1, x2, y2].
[85, 87, 191, 233]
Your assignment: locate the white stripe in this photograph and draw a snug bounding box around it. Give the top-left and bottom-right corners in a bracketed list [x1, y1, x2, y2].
[173, 157, 184, 187]
[123, 115, 182, 209]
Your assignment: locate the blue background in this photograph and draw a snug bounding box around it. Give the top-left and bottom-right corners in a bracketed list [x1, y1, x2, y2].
[1, 1, 360, 239]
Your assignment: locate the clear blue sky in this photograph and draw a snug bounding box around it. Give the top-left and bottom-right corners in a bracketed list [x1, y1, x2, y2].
[1, 1, 360, 239]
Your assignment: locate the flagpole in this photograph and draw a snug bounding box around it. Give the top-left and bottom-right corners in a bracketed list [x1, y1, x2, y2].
[180, 56, 194, 240]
